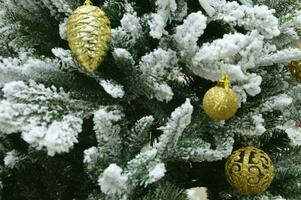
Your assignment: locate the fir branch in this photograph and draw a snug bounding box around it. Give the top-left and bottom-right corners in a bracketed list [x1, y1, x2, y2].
[270, 167, 301, 199]
[93, 106, 124, 163]
[139, 182, 188, 200]
[154, 99, 193, 156]
[0, 80, 96, 156]
[253, 0, 301, 17]
[126, 116, 155, 158]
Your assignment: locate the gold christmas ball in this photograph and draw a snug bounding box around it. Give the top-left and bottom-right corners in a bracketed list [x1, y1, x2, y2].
[202, 75, 238, 121]
[225, 146, 275, 195]
[288, 60, 301, 82]
[67, 1, 111, 72]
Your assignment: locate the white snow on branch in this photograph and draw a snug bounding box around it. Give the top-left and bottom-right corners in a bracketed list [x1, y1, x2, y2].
[155, 99, 193, 153]
[98, 164, 128, 196]
[278, 10, 301, 42]
[232, 113, 266, 137]
[125, 148, 162, 187]
[186, 187, 208, 200]
[59, 18, 67, 40]
[120, 12, 142, 39]
[113, 48, 135, 66]
[111, 28, 131, 49]
[4, 0, 73, 23]
[175, 12, 207, 59]
[146, 163, 166, 185]
[152, 82, 174, 102]
[3, 0, 41, 19]
[52, 48, 72, 63]
[198, 0, 215, 16]
[238, 0, 253, 5]
[93, 106, 124, 144]
[4, 150, 18, 168]
[213, 2, 280, 39]
[111, 4, 143, 48]
[41, 0, 73, 16]
[171, 0, 188, 22]
[120, 100, 193, 190]
[149, 12, 168, 39]
[243, 73, 263, 97]
[139, 49, 180, 81]
[280, 121, 301, 146]
[191, 31, 268, 81]
[0, 80, 68, 133]
[83, 146, 98, 164]
[257, 195, 287, 200]
[295, 11, 301, 26]
[23, 115, 83, 156]
[93, 107, 123, 135]
[100, 80, 125, 99]
[257, 48, 301, 67]
[262, 94, 293, 112]
[175, 136, 234, 162]
[189, 30, 281, 99]
[190, 30, 266, 98]
[131, 116, 154, 135]
[286, 128, 301, 147]
[139, 48, 181, 102]
[149, 0, 177, 39]
[0, 80, 88, 156]
[251, 114, 266, 136]
[51, 48, 78, 71]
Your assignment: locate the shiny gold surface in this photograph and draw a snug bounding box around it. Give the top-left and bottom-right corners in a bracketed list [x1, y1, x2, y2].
[225, 146, 275, 195]
[288, 60, 301, 82]
[67, 4, 111, 72]
[202, 75, 238, 121]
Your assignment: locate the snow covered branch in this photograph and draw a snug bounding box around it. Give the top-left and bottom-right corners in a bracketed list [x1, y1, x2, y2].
[149, 0, 177, 39]
[173, 136, 234, 162]
[93, 106, 124, 148]
[97, 99, 193, 198]
[0, 80, 95, 156]
[139, 48, 182, 102]
[154, 99, 193, 155]
[175, 12, 207, 59]
[213, 2, 280, 39]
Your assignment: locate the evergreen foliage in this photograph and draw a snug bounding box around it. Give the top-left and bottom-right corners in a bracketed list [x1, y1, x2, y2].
[1, 0, 301, 199]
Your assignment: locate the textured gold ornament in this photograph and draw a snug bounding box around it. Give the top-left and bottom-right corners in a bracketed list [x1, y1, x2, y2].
[225, 146, 275, 195]
[67, 0, 111, 72]
[288, 60, 301, 82]
[202, 74, 238, 121]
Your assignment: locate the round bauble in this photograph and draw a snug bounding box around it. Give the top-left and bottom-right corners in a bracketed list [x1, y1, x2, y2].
[225, 146, 275, 195]
[67, 0, 111, 72]
[202, 75, 238, 121]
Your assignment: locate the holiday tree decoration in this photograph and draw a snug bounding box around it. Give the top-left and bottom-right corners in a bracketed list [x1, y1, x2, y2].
[202, 74, 238, 121]
[225, 146, 275, 196]
[3, 0, 301, 199]
[288, 42, 301, 82]
[288, 60, 301, 83]
[67, 0, 111, 72]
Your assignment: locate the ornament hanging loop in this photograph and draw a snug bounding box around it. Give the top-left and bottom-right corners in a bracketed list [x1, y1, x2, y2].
[217, 73, 230, 91]
[83, 0, 93, 5]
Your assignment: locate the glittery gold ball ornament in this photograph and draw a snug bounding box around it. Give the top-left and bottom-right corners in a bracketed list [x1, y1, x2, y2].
[288, 60, 301, 82]
[225, 146, 275, 195]
[67, 0, 111, 72]
[202, 74, 238, 121]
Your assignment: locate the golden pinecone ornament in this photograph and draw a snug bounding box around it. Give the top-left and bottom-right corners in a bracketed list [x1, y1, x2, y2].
[202, 74, 238, 121]
[288, 60, 301, 82]
[225, 146, 275, 195]
[67, 0, 111, 72]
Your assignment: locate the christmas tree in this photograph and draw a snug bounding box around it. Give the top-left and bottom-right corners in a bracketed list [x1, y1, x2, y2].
[1, 0, 301, 199]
